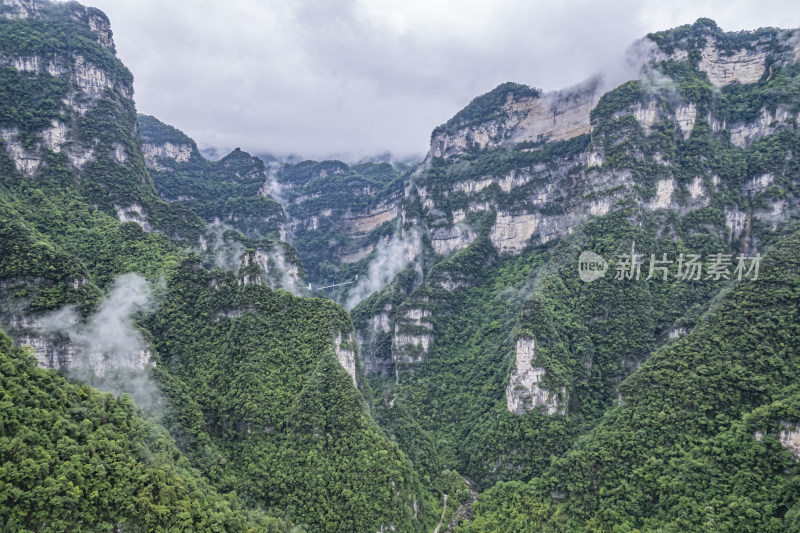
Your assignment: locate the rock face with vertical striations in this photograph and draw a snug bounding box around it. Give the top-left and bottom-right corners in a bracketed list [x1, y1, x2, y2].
[506, 338, 565, 415]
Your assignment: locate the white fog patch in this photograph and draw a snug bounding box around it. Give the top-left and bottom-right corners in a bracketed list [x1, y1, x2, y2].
[201, 223, 246, 272]
[39, 273, 164, 412]
[345, 231, 421, 310]
[260, 162, 287, 206]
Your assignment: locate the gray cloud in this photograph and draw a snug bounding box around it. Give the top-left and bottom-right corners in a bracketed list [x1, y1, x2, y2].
[85, 0, 800, 160]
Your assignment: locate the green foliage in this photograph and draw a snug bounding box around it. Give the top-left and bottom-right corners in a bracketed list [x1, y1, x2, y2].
[0, 328, 298, 532]
[459, 228, 800, 531]
[276, 159, 407, 283]
[138, 113, 195, 146]
[140, 116, 287, 241]
[146, 259, 433, 532]
[433, 82, 542, 135]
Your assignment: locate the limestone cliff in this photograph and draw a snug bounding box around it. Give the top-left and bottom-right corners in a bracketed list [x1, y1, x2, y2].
[351, 20, 800, 425]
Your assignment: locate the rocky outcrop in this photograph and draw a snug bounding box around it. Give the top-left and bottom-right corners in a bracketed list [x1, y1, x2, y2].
[729, 106, 799, 148]
[506, 338, 565, 415]
[115, 204, 152, 231]
[355, 308, 395, 378]
[87, 10, 114, 50]
[755, 421, 800, 460]
[675, 104, 697, 139]
[431, 225, 477, 255]
[725, 208, 748, 240]
[392, 306, 434, 364]
[392, 331, 432, 356]
[142, 142, 194, 170]
[1, 127, 40, 177]
[489, 212, 541, 253]
[334, 332, 357, 385]
[8, 314, 154, 375]
[779, 423, 800, 460]
[73, 54, 122, 98]
[650, 179, 675, 209]
[238, 248, 303, 292]
[344, 204, 399, 237]
[430, 88, 596, 159]
[698, 42, 767, 87]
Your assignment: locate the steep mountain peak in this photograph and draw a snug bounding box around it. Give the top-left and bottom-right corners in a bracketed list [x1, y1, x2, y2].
[428, 79, 600, 160]
[647, 18, 799, 86]
[428, 21, 800, 163]
[1, 0, 115, 52]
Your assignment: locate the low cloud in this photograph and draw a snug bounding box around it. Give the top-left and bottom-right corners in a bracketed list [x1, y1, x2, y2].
[345, 230, 421, 310]
[89, 0, 800, 161]
[40, 273, 163, 412]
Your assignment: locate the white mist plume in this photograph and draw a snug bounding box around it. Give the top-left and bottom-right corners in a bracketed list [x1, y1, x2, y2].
[40, 273, 163, 412]
[260, 163, 287, 207]
[267, 246, 303, 295]
[203, 223, 246, 272]
[345, 230, 421, 310]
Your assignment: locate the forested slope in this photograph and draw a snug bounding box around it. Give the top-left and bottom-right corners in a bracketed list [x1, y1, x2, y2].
[460, 224, 800, 531]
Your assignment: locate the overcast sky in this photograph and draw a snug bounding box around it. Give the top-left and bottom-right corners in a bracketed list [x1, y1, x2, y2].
[84, 0, 800, 161]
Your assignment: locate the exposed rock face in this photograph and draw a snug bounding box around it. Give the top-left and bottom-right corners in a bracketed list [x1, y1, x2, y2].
[238, 248, 303, 292]
[650, 179, 675, 209]
[87, 10, 114, 50]
[489, 212, 541, 253]
[334, 332, 357, 385]
[633, 100, 659, 132]
[115, 204, 152, 232]
[506, 338, 565, 415]
[40, 120, 69, 152]
[355, 308, 395, 379]
[338, 244, 374, 263]
[392, 305, 434, 365]
[668, 327, 688, 339]
[73, 54, 124, 98]
[392, 331, 431, 357]
[745, 173, 774, 195]
[779, 423, 800, 460]
[675, 104, 697, 139]
[430, 88, 596, 159]
[729, 106, 799, 148]
[755, 422, 800, 460]
[1, 127, 40, 177]
[1, 0, 40, 19]
[698, 42, 767, 87]
[9, 314, 154, 375]
[344, 203, 398, 237]
[432, 225, 477, 255]
[142, 142, 193, 170]
[725, 209, 748, 240]
[688, 177, 705, 200]
[84, 348, 154, 375]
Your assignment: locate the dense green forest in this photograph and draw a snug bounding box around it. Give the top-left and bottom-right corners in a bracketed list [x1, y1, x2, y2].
[0, 329, 298, 532]
[460, 225, 800, 531]
[1, 4, 800, 532]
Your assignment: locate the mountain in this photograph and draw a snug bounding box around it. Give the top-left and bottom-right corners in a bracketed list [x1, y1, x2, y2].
[0, 329, 298, 531]
[0, 2, 435, 531]
[138, 114, 287, 242]
[461, 224, 800, 531]
[2, 2, 800, 531]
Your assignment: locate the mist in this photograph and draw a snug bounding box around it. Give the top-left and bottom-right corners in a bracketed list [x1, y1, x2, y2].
[345, 231, 421, 310]
[202, 223, 246, 273]
[39, 273, 164, 412]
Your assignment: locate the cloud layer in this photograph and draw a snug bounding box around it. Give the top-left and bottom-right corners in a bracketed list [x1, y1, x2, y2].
[87, 0, 800, 160]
